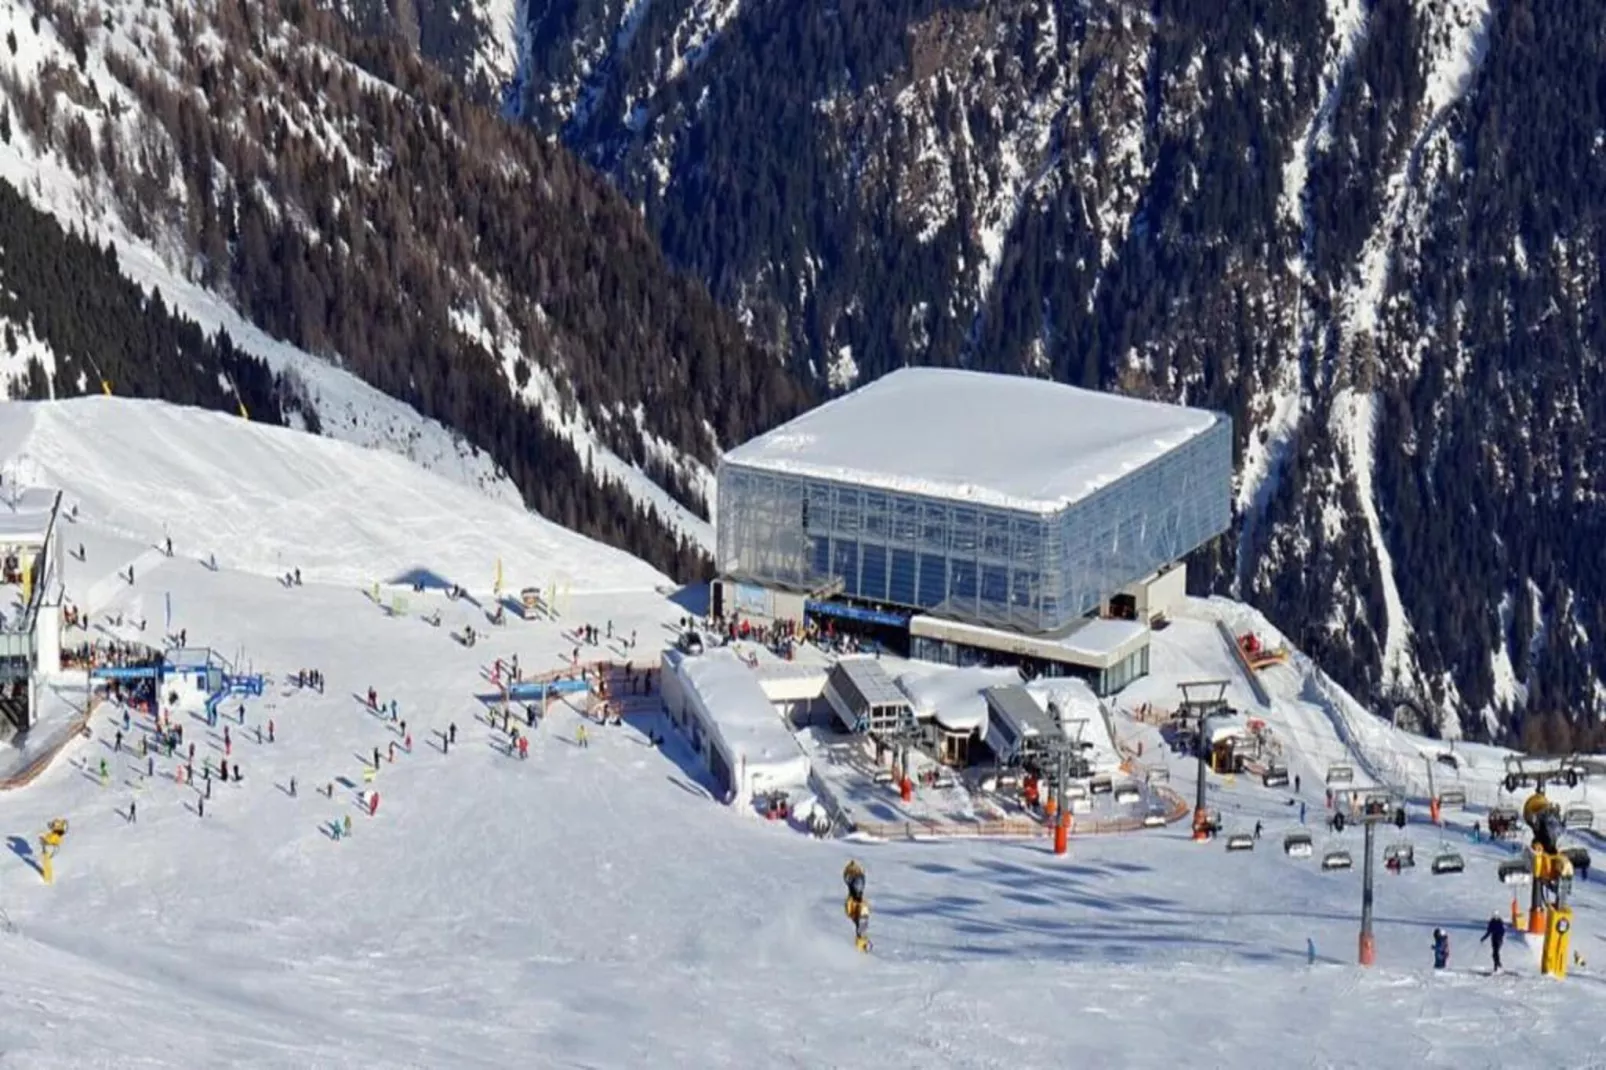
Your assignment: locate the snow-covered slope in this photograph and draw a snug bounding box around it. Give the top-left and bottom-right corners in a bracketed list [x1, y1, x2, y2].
[0, 396, 666, 592]
[2, 401, 1605, 1067]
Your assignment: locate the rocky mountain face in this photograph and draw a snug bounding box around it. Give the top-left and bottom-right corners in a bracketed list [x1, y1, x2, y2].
[506, 0, 1606, 743]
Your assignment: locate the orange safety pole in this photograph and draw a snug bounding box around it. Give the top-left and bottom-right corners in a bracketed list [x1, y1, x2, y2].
[1053, 812, 1069, 856]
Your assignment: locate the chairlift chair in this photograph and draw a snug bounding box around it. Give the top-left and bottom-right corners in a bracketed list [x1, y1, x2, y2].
[1226, 832, 1256, 852]
[1563, 806, 1595, 831]
[1113, 783, 1142, 805]
[1496, 857, 1531, 885]
[1436, 788, 1467, 808]
[1088, 774, 1114, 796]
[1283, 830, 1314, 858]
[1383, 842, 1416, 870]
[1141, 809, 1167, 828]
[1430, 847, 1466, 876]
[1262, 764, 1290, 789]
[1320, 847, 1354, 871]
[1562, 846, 1592, 874]
[1325, 763, 1355, 785]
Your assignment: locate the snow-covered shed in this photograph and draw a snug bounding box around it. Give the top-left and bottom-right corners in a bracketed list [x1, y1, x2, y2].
[660, 648, 812, 808]
[983, 685, 1062, 766]
[897, 666, 1015, 765]
[1026, 678, 1123, 775]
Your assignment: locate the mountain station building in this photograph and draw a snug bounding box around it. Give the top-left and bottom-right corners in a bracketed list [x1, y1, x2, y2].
[711, 368, 1232, 695]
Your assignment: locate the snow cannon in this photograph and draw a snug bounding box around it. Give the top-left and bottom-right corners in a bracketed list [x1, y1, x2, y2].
[842, 861, 870, 951]
[1524, 791, 1566, 856]
[38, 818, 68, 885]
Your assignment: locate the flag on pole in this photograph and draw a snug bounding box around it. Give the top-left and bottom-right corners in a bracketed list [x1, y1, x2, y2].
[165, 592, 172, 632]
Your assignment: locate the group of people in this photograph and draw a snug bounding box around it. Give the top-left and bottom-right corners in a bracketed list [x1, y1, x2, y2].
[1433, 916, 1506, 971]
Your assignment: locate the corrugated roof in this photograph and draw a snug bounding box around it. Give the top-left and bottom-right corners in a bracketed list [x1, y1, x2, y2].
[830, 657, 908, 710]
[984, 685, 1059, 740]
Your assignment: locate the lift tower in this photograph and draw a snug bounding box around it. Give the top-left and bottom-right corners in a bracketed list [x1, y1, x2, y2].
[1176, 681, 1232, 842]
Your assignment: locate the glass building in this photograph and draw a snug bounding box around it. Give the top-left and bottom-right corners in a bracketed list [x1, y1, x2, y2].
[715, 411, 1232, 637]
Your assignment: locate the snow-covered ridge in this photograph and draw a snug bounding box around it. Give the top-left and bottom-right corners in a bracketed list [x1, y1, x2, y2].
[0, 395, 666, 591]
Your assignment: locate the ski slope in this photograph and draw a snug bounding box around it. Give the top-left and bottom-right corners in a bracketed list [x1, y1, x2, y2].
[2, 400, 1606, 1068]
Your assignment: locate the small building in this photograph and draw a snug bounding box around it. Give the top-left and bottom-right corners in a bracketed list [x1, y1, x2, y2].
[0, 488, 64, 735]
[983, 685, 1063, 767]
[1202, 710, 1254, 773]
[898, 666, 1012, 766]
[824, 657, 914, 736]
[660, 648, 812, 808]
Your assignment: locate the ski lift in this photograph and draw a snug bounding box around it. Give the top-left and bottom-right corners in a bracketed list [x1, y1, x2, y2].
[1321, 847, 1353, 871]
[1141, 809, 1167, 828]
[1063, 781, 1089, 801]
[1283, 830, 1314, 858]
[1226, 832, 1256, 852]
[1383, 842, 1415, 870]
[1325, 763, 1355, 785]
[1262, 764, 1290, 789]
[1496, 857, 1531, 885]
[1113, 783, 1142, 805]
[1088, 774, 1114, 796]
[1487, 807, 1521, 839]
[1430, 849, 1465, 875]
[1563, 806, 1595, 830]
[1436, 788, 1466, 808]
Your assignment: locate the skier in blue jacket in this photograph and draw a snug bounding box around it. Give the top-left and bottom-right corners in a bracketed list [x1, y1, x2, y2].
[1432, 928, 1450, 969]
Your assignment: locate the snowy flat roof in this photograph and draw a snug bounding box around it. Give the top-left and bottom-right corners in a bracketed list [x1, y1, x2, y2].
[909, 613, 1149, 669]
[677, 649, 811, 775]
[722, 368, 1221, 514]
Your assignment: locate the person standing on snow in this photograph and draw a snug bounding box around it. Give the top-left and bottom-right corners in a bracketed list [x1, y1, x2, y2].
[576, 724, 588, 749]
[1481, 914, 1505, 970]
[1433, 928, 1449, 969]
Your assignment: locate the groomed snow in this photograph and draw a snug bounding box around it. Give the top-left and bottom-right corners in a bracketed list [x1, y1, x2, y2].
[0, 397, 666, 593]
[722, 368, 1222, 515]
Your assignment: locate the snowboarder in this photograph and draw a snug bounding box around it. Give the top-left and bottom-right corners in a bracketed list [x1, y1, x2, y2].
[1433, 928, 1449, 969]
[1481, 914, 1505, 970]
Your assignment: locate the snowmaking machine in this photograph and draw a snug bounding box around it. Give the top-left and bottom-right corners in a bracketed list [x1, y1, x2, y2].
[1502, 758, 1592, 978]
[843, 860, 871, 952]
[38, 818, 68, 885]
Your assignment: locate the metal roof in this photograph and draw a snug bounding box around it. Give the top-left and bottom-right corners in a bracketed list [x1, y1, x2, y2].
[983, 685, 1059, 741]
[829, 657, 908, 711]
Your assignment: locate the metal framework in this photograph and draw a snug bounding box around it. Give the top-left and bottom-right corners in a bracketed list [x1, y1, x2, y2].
[1176, 680, 1232, 841]
[714, 419, 1231, 635]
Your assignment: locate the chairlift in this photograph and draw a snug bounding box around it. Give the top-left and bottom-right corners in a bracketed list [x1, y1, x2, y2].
[1113, 783, 1142, 805]
[1487, 807, 1521, 839]
[1283, 830, 1314, 858]
[1563, 806, 1594, 830]
[1320, 847, 1353, 871]
[1383, 842, 1416, 870]
[1141, 809, 1167, 828]
[1064, 782, 1089, 800]
[1088, 774, 1114, 796]
[1325, 763, 1355, 785]
[1262, 764, 1290, 789]
[1496, 858, 1531, 885]
[1436, 788, 1466, 808]
[1430, 848, 1465, 876]
[1225, 833, 1256, 852]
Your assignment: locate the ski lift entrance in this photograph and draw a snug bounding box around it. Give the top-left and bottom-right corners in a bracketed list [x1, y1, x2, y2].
[1283, 830, 1314, 858]
[1436, 788, 1466, 808]
[1563, 806, 1595, 830]
[1262, 763, 1289, 789]
[1321, 847, 1353, 871]
[1384, 842, 1415, 870]
[1325, 763, 1355, 785]
[1226, 832, 1256, 852]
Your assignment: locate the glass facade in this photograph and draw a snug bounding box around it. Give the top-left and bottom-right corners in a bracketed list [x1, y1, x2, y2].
[716, 415, 1231, 635]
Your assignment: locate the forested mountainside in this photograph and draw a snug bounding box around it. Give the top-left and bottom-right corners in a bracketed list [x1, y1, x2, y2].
[0, 0, 812, 580]
[502, 0, 1606, 745]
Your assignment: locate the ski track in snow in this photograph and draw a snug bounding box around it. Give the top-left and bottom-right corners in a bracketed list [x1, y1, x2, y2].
[0, 399, 1603, 1067]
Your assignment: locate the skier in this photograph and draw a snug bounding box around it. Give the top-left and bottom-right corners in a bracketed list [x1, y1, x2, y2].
[1295, 774, 1302, 794]
[268, 719, 275, 743]
[290, 776, 297, 797]
[343, 815, 352, 838]
[1481, 914, 1505, 971]
[1254, 820, 1263, 840]
[387, 741, 396, 763]
[1433, 928, 1449, 969]
[114, 729, 123, 752]
[1299, 801, 1307, 825]
[518, 735, 529, 760]
[128, 799, 137, 824]
[576, 724, 588, 749]
[372, 746, 381, 770]
[122, 709, 131, 731]
[198, 796, 205, 818]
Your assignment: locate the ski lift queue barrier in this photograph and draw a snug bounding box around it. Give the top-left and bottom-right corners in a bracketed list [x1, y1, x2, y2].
[0, 699, 100, 791]
[849, 785, 1192, 841]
